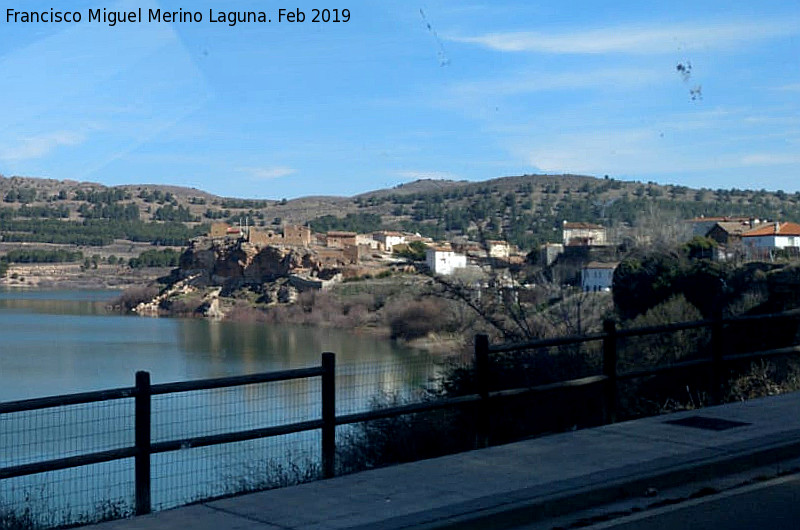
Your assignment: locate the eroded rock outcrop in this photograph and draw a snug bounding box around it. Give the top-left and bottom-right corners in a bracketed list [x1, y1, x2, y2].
[178, 237, 341, 289]
[132, 237, 346, 318]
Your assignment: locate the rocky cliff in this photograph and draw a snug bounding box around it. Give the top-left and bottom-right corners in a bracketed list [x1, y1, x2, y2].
[177, 237, 342, 289]
[132, 237, 345, 318]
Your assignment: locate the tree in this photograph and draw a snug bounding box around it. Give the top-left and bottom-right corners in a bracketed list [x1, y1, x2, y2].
[683, 236, 717, 260]
[393, 241, 427, 261]
[613, 250, 733, 320]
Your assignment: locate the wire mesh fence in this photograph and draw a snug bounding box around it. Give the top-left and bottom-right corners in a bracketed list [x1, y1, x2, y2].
[0, 458, 134, 529]
[148, 378, 324, 511]
[150, 432, 321, 511]
[151, 379, 321, 443]
[336, 355, 454, 416]
[1, 398, 135, 528]
[1, 400, 134, 469]
[0, 354, 457, 528]
[333, 355, 469, 475]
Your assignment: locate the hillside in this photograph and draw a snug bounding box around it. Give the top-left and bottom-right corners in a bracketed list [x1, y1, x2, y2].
[1, 173, 800, 252]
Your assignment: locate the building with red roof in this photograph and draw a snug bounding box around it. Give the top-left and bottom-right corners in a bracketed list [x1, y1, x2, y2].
[742, 222, 800, 257]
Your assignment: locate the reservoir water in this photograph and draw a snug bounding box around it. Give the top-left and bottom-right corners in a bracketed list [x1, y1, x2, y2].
[0, 289, 432, 401]
[0, 289, 440, 525]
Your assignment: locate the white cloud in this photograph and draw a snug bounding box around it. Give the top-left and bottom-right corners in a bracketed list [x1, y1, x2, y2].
[0, 131, 85, 161]
[239, 166, 297, 180]
[523, 130, 655, 174]
[518, 128, 746, 176]
[741, 153, 800, 166]
[448, 19, 798, 54]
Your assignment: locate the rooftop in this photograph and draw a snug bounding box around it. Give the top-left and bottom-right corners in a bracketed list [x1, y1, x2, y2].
[584, 261, 619, 269]
[688, 216, 756, 223]
[742, 222, 800, 237]
[713, 220, 759, 235]
[563, 221, 604, 229]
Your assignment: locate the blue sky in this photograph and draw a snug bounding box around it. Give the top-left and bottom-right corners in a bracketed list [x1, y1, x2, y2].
[0, 1, 798, 198]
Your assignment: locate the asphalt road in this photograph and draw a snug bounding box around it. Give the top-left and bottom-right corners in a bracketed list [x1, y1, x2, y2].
[575, 473, 800, 530]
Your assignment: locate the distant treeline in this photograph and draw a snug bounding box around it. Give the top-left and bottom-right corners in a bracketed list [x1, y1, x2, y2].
[3, 249, 84, 263]
[128, 248, 181, 268]
[0, 205, 71, 219]
[310, 213, 383, 233]
[152, 204, 199, 222]
[0, 249, 84, 278]
[1, 219, 207, 246]
[218, 198, 273, 209]
[77, 203, 140, 221]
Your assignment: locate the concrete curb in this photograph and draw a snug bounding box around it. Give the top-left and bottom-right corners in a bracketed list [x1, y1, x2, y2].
[347, 428, 800, 530]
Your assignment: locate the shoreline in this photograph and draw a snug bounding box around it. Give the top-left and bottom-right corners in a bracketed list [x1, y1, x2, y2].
[0, 263, 170, 290]
[0, 270, 469, 355]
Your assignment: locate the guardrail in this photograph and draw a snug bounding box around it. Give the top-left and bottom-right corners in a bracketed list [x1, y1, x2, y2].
[0, 363, 330, 516]
[1, 309, 799, 519]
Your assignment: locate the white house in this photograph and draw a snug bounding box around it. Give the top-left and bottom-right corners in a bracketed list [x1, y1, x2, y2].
[742, 222, 800, 256]
[486, 240, 511, 259]
[426, 247, 467, 276]
[563, 221, 607, 246]
[356, 234, 380, 250]
[373, 231, 406, 252]
[581, 262, 618, 292]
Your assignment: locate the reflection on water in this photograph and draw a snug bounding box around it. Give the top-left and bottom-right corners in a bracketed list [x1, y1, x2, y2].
[0, 289, 115, 316]
[0, 289, 118, 301]
[0, 289, 431, 402]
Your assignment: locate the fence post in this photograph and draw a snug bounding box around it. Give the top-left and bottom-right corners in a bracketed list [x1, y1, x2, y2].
[321, 352, 336, 479]
[602, 320, 617, 424]
[474, 334, 490, 449]
[711, 309, 724, 405]
[134, 371, 152, 516]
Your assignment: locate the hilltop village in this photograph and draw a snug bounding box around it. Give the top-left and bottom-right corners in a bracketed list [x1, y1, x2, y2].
[191, 221, 519, 284]
[127, 213, 800, 327]
[134, 221, 520, 316]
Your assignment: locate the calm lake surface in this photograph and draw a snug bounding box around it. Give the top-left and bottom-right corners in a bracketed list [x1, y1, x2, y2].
[0, 289, 441, 523]
[0, 289, 432, 402]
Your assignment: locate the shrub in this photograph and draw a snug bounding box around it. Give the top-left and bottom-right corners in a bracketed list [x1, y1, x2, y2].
[616, 295, 710, 418]
[393, 241, 427, 261]
[160, 295, 204, 316]
[109, 285, 161, 312]
[621, 295, 706, 369]
[385, 298, 454, 340]
[337, 393, 475, 473]
[726, 360, 800, 403]
[0, 506, 36, 530]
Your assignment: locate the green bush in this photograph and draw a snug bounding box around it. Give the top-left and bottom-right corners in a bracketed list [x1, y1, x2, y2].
[393, 241, 427, 261]
[4, 249, 83, 263]
[128, 249, 181, 268]
[385, 298, 453, 339]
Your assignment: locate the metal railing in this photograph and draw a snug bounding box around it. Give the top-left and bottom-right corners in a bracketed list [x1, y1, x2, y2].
[1, 309, 799, 519]
[0, 362, 329, 516]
